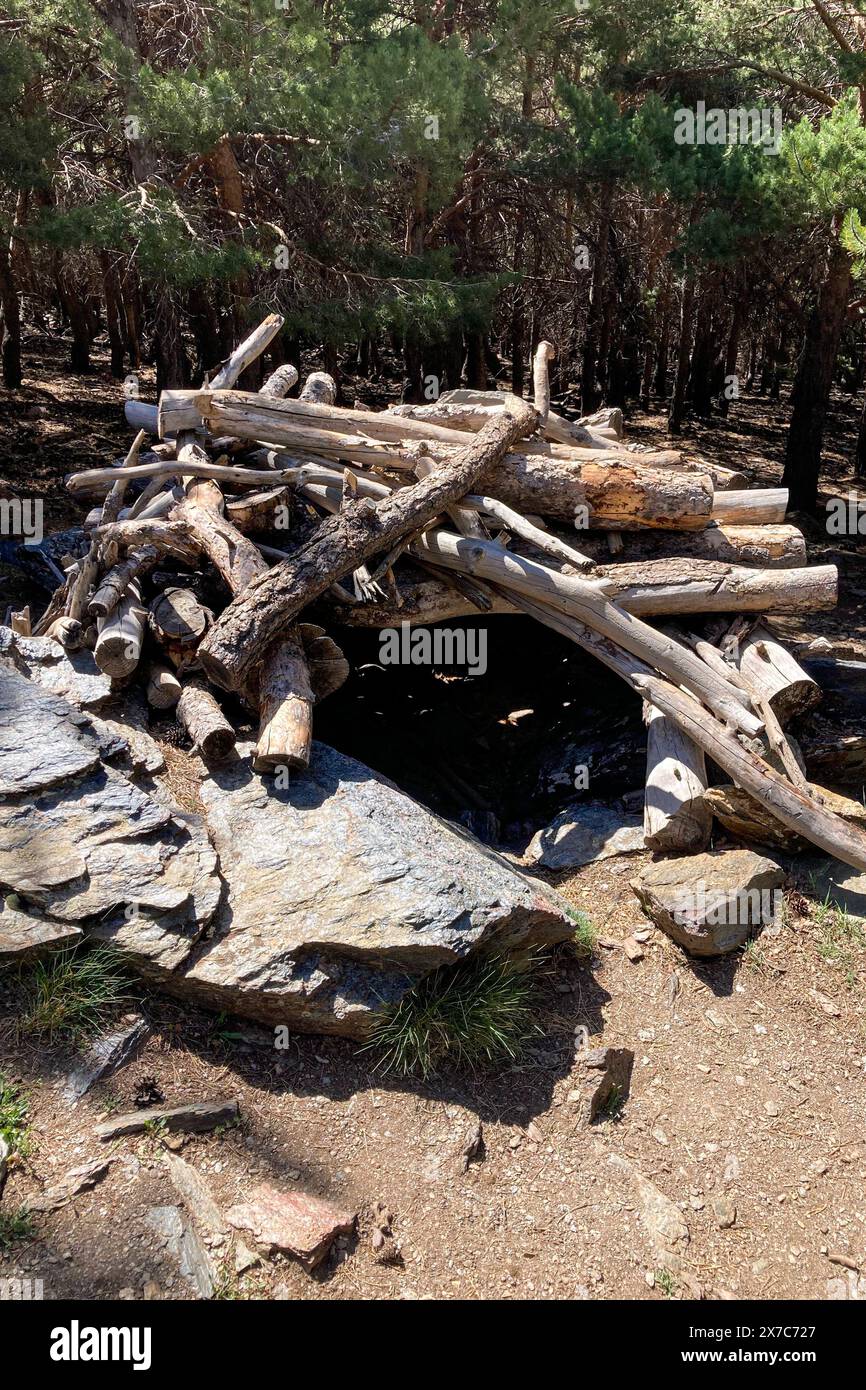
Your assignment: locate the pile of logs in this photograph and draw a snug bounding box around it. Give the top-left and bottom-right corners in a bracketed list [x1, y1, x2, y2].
[28, 314, 866, 874]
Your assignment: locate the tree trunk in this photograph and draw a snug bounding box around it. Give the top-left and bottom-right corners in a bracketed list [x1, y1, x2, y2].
[782, 234, 852, 512]
[667, 272, 696, 434]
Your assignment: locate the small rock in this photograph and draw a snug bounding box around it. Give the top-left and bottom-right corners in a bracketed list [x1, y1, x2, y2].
[631, 850, 784, 956]
[226, 1185, 356, 1271]
[29, 1158, 115, 1213]
[63, 1015, 150, 1102]
[713, 1196, 737, 1229]
[622, 936, 644, 962]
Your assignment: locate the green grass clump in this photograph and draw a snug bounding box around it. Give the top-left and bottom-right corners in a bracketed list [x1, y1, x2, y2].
[0, 1207, 36, 1251]
[363, 953, 545, 1079]
[19, 944, 131, 1043]
[570, 911, 596, 959]
[0, 1076, 30, 1158]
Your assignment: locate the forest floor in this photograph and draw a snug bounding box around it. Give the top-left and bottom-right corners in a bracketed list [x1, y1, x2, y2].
[1, 337, 866, 1302]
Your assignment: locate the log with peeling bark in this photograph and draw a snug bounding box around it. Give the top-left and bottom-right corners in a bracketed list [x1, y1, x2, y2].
[711, 488, 788, 525]
[260, 363, 299, 398]
[532, 341, 555, 423]
[89, 546, 159, 619]
[94, 582, 145, 679]
[643, 703, 712, 854]
[735, 623, 822, 724]
[226, 486, 291, 533]
[177, 678, 235, 759]
[198, 395, 539, 692]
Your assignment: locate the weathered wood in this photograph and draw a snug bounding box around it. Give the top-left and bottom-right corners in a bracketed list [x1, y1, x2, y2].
[89, 546, 158, 619]
[643, 703, 712, 853]
[124, 399, 159, 433]
[464, 493, 594, 571]
[253, 628, 315, 772]
[92, 519, 201, 567]
[198, 396, 539, 692]
[735, 623, 822, 724]
[533, 340, 555, 423]
[711, 489, 788, 525]
[172, 445, 319, 770]
[209, 313, 284, 390]
[94, 581, 145, 679]
[478, 451, 714, 529]
[146, 662, 183, 710]
[602, 560, 837, 616]
[101, 429, 147, 526]
[177, 678, 235, 759]
[149, 587, 210, 647]
[10, 606, 30, 637]
[65, 544, 99, 623]
[226, 486, 291, 533]
[45, 615, 84, 649]
[299, 371, 337, 404]
[260, 363, 299, 398]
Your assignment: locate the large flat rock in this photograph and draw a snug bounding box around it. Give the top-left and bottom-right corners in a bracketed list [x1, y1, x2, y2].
[172, 743, 573, 1037]
[525, 800, 644, 869]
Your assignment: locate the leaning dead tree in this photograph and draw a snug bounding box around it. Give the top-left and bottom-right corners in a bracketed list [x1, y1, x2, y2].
[42, 314, 866, 873]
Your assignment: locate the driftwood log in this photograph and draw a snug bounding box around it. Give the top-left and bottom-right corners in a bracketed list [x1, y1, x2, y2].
[198, 395, 539, 692]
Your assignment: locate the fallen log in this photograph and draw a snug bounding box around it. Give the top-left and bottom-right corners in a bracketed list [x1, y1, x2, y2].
[89, 546, 159, 619]
[735, 623, 822, 724]
[94, 582, 145, 679]
[602, 560, 837, 617]
[643, 703, 712, 853]
[198, 395, 539, 691]
[711, 489, 788, 525]
[177, 678, 235, 759]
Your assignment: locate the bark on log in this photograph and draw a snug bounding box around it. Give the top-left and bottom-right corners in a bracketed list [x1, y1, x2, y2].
[643, 703, 712, 853]
[146, 662, 183, 709]
[89, 546, 158, 619]
[198, 396, 539, 691]
[94, 582, 145, 678]
[735, 623, 822, 725]
[177, 679, 235, 759]
[253, 628, 316, 772]
[603, 560, 837, 617]
[260, 363, 299, 398]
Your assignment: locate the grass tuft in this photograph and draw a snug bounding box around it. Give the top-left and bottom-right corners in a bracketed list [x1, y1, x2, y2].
[362, 952, 546, 1080]
[18, 943, 132, 1044]
[570, 911, 597, 959]
[0, 1076, 30, 1158]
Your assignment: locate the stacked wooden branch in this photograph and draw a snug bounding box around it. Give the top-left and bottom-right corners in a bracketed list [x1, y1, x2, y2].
[51, 323, 866, 874]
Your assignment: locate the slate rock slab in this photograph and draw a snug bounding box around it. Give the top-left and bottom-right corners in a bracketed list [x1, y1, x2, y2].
[526, 800, 644, 869]
[0, 903, 82, 963]
[0, 665, 103, 794]
[172, 743, 573, 1037]
[631, 849, 784, 956]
